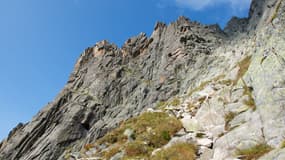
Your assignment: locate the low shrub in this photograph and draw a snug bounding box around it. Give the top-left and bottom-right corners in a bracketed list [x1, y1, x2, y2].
[103, 146, 121, 159]
[236, 143, 272, 160]
[224, 112, 237, 131]
[170, 98, 181, 106]
[97, 112, 183, 158]
[151, 142, 196, 160]
[84, 143, 95, 151]
[280, 141, 285, 148]
[125, 141, 150, 157]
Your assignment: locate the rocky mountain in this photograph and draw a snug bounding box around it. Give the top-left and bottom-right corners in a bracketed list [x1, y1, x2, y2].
[1, 0, 285, 159]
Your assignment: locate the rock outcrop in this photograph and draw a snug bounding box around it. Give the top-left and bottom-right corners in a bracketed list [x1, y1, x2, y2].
[1, 0, 285, 159]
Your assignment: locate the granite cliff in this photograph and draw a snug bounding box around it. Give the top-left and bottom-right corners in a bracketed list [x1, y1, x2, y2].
[1, 0, 285, 159]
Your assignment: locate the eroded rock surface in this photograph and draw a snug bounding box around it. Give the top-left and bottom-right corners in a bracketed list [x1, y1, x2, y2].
[1, 0, 285, 159]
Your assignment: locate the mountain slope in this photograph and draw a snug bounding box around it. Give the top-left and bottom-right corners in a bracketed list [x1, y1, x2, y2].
[0, 16, 226, 160]
[1, 0, 285, 159]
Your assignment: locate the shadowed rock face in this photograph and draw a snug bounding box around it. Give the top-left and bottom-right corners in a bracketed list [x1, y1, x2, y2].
[1, 0, 284, 159]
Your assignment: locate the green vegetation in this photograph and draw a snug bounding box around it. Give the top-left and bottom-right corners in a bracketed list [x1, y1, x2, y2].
[123, 66, 133, 75]
[196, 132, 205, 138]
[187, 102, 196, 111]
[143, 79, 152, 85]
[161, 130, 171, 141]
[203, 56, 250, 95]
[155, 97, 181, 110]
[124, 141, 150, 158]
[96, 112, 182, 159]
[84, 143, 95, 151]
[218, 79, 233, 86]
[170, 97, 181, 106]
[188, 74, 225, 96]
[156, 101, 168, 109]
[269, 0, 282, 23]
[102, 145, 121, 159]
[224, 112, 238, 131]
[280, 141, 285, 148]
[241, 79, 256, 110]
[151, 143, 197, 160]
[63, 147, 73, 160]
[236, 143, 272, 160]
[234, 56, 252, 85]
[218, 132, 226, 138]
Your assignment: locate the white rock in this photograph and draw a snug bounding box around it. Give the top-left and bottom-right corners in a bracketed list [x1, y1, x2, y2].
[181, 117, 201, 132]
[147, 108, 155, 112]
[151, 148, 162, 156]
[123, 128, 134, 142]
[198, 147, 213, 160]
[197, 138, 213, 147]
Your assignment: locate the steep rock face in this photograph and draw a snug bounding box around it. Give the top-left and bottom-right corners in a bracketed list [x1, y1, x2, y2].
[1, 0, 285, 159]
[224, 16, 249, 36]
[248, 0, 283, 29]
[0, 17, 226, 160]
[225, 0, 282, 35]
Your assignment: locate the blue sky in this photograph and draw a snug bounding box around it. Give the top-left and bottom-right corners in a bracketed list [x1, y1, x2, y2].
[0, 0, 251, 140]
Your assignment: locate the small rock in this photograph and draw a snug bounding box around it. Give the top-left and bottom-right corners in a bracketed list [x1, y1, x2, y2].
[181, 117, 201, 132]
[151, 148, 162, 156]
[147, 108, 163, 113]
[147, 108, 155, 112]
[165, 106, 180, 111]
[174, 129, 188, 137]
[123, 129, 135, 142]
[196, 138, 213, 148]
[85, 147, 97, 157]
[110, 151, 124, 160]
[198, 147, 213, 160]
[164, 133, 195, 148]
[70, 152, 81, 159]
[181, 112, 192, 118]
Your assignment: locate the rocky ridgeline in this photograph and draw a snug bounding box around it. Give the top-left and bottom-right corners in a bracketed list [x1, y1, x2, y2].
[1, 0, 285, 159]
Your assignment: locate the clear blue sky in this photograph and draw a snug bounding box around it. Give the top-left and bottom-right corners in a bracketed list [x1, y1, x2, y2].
[0, 0, 251, 140]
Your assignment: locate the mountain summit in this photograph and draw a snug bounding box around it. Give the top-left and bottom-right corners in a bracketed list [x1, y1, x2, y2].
[1, 0, 285, 159]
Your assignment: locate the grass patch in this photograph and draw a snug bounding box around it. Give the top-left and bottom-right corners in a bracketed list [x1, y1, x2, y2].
[224, 112, 238, 131]
[196, 133, 205, 138]
[188, 74, 225, 96]
[236, 143, 273, 160]
[269, 0, 282, 23]
[161, 131, 171, 141]
[97, 112, 182, 158]
[143, 79, 152, 85]
[63, 147, 73, 160]
[84, 143, 95, 151]
[151, 143, 197, 160]
[218, 79, 233, 86]
[218, 132, 226, 138]
[155, 97, 181, 110]
[241, 79, 256, 110]
[170, 97, 181, 107]
[280, 141, 285, 148]
[243, 97, 256, 110]
[102, 145, 121, 159]
[124, 141, 151, 158]
[156, 101, 167, 109]
[187, 102, 195, 110]
[234, 56, 252, 85]
[123, 66, 133, 75]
